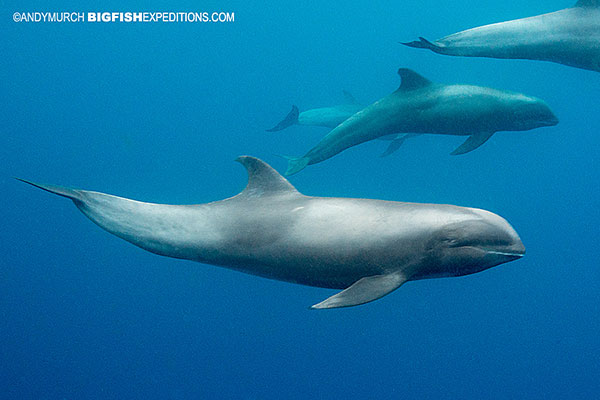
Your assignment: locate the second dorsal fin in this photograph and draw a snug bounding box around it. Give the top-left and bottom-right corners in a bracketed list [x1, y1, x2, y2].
[396, 68, 432, 91]
[342, 90, 360, 105]
[235, 156, 300, 197]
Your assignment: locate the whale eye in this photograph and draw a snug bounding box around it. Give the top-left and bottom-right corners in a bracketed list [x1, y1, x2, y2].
[443, 237, 472, 248]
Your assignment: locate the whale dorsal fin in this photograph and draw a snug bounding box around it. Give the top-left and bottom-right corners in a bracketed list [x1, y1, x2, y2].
[576, 0, 600, 7]
[235, 156, 300, 197]
[342, 90, 360, 104]
[397, 68, 432, 91]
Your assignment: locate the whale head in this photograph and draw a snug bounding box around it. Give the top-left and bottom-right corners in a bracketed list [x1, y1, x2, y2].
[507, 95, 559, 131]
[423, 208, 525, 278]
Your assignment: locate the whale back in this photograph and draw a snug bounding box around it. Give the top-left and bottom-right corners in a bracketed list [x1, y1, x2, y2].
[18, 158, 304, 261]
[576, 0, 600, 7]
[403, 2, 600, 71]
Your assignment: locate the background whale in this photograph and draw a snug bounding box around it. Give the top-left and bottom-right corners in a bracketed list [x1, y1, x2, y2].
[266, 91, 364, 132]
[19, 156, 525, 309]
[268, 92, 418, 157]
[284, 68, 558, 175]
[402, 0, 600, 72]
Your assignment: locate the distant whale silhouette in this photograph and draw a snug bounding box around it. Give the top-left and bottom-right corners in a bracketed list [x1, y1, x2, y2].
[266, 91, 363, 132]
[402, 0, 600, 72]
[18, 156, 525, 309]
[268, 92, 418, 157]
[284, 68, 558, 175]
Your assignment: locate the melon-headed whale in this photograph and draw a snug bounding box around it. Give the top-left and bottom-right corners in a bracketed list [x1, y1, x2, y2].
[284, 68, 558, 175]
[402, 0, 600, 72]
[18, 156, 525, 309]
[266, 91, 364, 132]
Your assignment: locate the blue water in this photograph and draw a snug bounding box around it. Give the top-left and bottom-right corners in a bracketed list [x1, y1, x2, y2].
[2, 0, 600, 398]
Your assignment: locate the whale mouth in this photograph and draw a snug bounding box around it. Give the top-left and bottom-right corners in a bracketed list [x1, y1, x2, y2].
[480, 244, 526, 262]
[540, 116, 559, 126]
[485, 250, 525, 258]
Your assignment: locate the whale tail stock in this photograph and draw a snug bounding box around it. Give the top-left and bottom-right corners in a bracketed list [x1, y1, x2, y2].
[266, 105, 300, 132]
[400, 37, 444, 54]
[282, 156, 310, 176]
[15, 177, 191, 258]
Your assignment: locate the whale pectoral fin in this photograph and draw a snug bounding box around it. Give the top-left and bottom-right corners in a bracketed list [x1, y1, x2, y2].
[310, 272, 407, 309]
[450, 132, 495, 155]
[379, 134, 420, 157]
[380, 136, 407, 157]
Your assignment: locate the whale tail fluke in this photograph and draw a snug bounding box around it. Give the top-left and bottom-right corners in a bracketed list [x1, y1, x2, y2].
[266, 105, 300, 132]
[400, 37, 444, 53]
[283, 156, 310, 176]
[15, 178, 83, 202]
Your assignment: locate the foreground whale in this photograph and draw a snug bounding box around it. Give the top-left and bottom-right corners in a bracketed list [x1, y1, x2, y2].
[266, 91, 364, 132]
[284, 68, 558, 175]
[402, 0, 600, 72]
[19, 156, 525, 309]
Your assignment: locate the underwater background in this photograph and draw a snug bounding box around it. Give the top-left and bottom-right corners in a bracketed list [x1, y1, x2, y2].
[2, 0, 600, 398]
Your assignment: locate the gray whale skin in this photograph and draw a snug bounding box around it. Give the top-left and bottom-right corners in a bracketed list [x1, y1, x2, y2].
[267, 92, 420, 158]
[403, 0, 600, 72]
[284, 68, 558, 176]
[18, 156, 525, 309]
